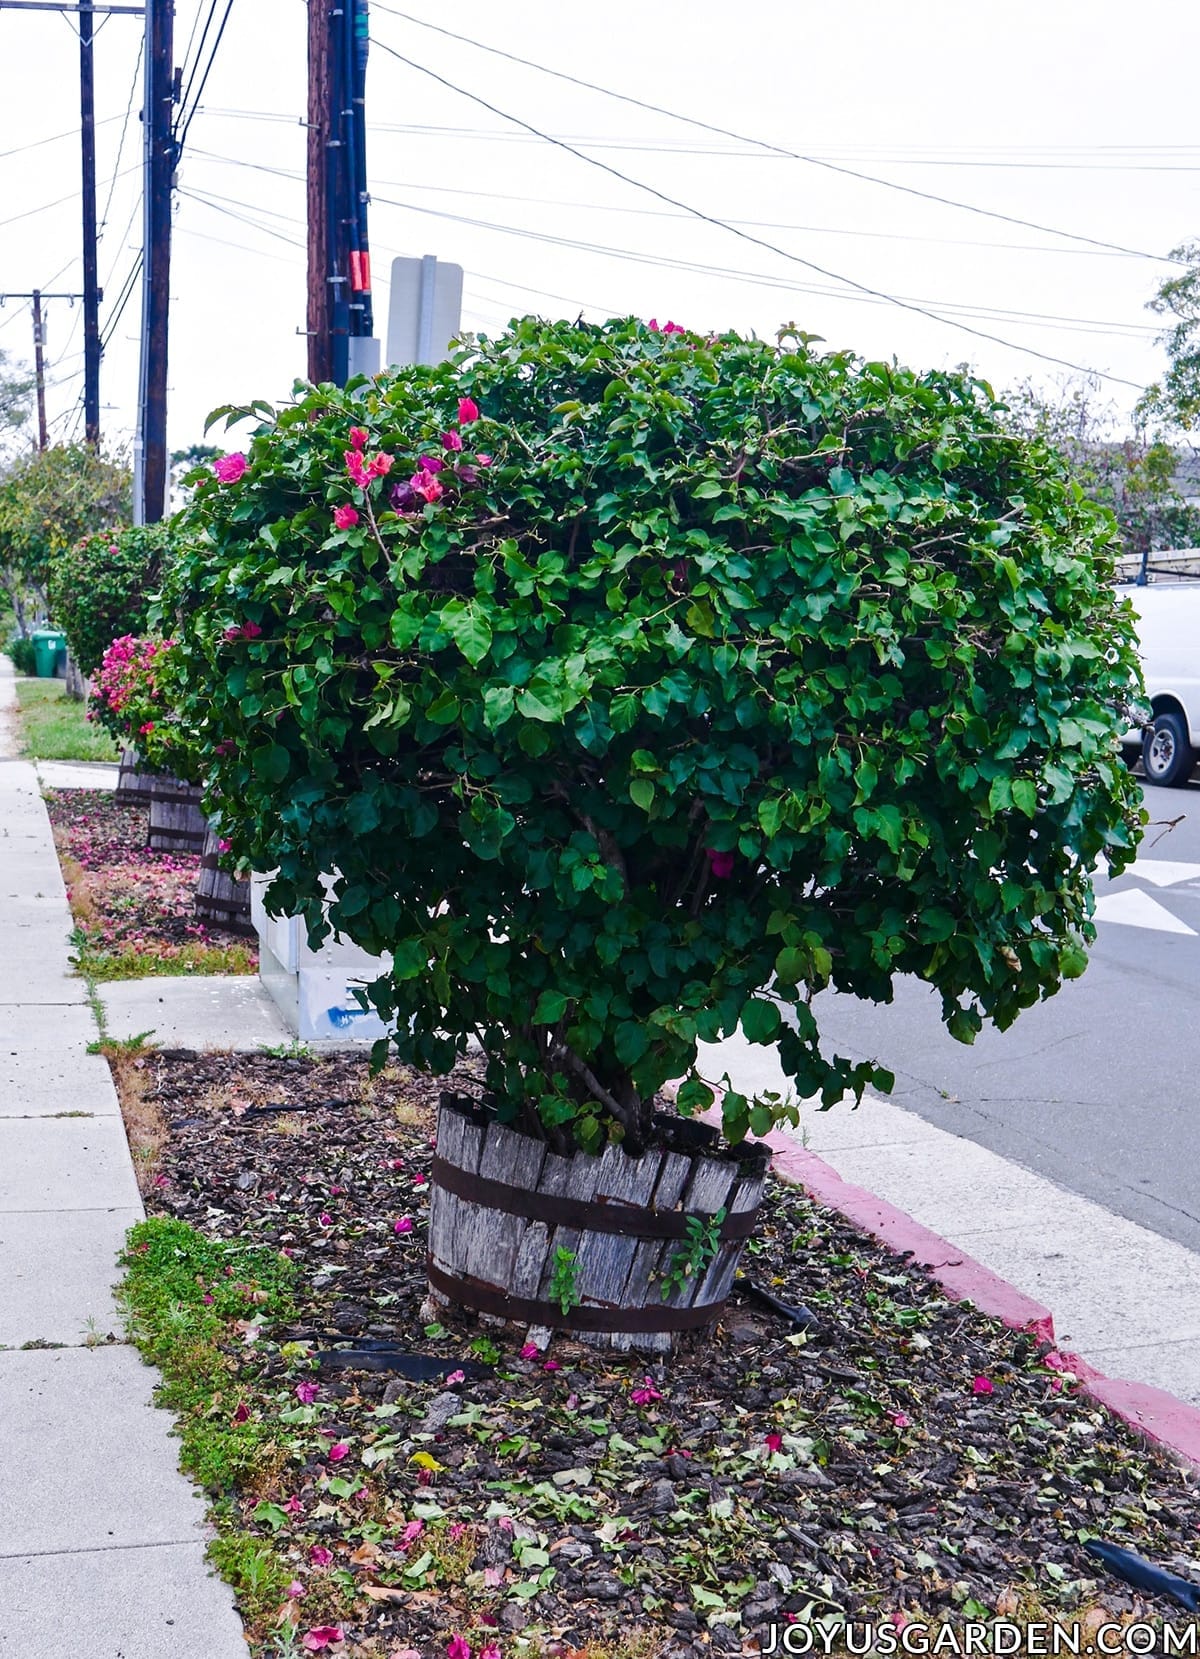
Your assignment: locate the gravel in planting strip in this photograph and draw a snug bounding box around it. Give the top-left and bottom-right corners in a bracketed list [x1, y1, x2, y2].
[113, 1049, 1200, 1656]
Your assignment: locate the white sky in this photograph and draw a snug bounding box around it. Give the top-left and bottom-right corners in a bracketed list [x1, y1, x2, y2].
[2, 0, 1199, 456]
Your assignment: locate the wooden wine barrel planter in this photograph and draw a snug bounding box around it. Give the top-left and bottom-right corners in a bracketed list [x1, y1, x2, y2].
[194, 827, 254, 935]
[147, 778, 208, 854]
[114, 746, 158, 809]
[427, 1094, 770, 1353]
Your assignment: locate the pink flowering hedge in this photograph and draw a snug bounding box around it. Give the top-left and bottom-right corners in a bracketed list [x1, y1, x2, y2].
[90, 633, 198, 778]
[164, 316, 1142, 1153]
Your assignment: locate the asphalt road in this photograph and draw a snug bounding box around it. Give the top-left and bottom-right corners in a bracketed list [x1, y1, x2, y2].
[804, 778, 1200, 1255]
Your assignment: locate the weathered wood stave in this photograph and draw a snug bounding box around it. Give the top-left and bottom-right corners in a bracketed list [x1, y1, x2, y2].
[114, 746, 159, 808]
[147, 779, 207, 853]
[427, 1095, 768, 1352]
[194, 827, 255, 935]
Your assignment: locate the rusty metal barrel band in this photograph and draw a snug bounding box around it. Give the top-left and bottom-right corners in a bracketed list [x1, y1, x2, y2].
[426, 1259, 726, 1333]
[430, 1155, 757, 1243]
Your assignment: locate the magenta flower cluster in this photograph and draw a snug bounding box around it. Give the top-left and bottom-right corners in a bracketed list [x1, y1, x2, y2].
[330, 394, 489, 526]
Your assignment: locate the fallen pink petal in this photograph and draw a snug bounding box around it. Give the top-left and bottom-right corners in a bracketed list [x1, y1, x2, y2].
[447, 1636, 472, 1659]
[301, 1629, 344, 1653]
[309, 1545, 333, 1567]
[295, 1381, 319, 1404]
[393, 1216, 414, 1234]
[972, 1375, 994, 1396]
[327, 1441, 350, 1461]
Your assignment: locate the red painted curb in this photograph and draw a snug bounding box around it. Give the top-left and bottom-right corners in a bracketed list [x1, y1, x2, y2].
[752, 1122, 1200, 1473]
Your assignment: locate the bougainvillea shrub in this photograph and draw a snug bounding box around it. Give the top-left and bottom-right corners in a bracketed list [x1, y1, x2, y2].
[47, 521, 170, 675]
[165, 318, 1144, 1152]
[90, 633, 199, 780]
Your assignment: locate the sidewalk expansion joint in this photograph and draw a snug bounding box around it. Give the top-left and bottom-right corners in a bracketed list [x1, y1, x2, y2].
[0, 1537, 209, 1563]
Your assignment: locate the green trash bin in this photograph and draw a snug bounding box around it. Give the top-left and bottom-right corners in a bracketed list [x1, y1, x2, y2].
[31, 628, 67, 678]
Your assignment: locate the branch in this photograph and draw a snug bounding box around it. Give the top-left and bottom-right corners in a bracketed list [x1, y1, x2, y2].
[549, 1042, 638, 1134]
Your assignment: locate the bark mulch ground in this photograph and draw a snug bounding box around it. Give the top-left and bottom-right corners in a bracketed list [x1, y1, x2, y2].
[44, 787, 256, 979]
[113, 1047, 1200, 1659]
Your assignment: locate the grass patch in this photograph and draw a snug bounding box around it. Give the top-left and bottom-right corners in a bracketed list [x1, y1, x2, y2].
[76, 937, 257, 981]
[14, 677, 118, 762]
[118, 1217, 296, 1505]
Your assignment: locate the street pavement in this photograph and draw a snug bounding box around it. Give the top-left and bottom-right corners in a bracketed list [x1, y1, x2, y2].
[804, 776, 1200, 1256]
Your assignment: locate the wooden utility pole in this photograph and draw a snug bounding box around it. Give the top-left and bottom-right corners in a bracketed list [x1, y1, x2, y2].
[31, 291, 48, 450]
[79, 0, 101, 447]
[1, 288, 88, 448]
[306, 0, 332, 384]
[307, 0, 376, 386]
[139, 0, 174, 522]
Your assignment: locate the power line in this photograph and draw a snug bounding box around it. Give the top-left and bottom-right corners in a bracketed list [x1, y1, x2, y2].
[186, 143, 1155, 261]
[100, 249, 142, 348]
[0, 110, 122, 162]
[182, 162, 1161, 346]
[368, 36, 1148, 388]
[98, 31, 144, 237]
[0, 163, 140, 230]
[371, 5, 1182, 271]
[174, 0, 236, 156]
[368, 189, 1158, 342]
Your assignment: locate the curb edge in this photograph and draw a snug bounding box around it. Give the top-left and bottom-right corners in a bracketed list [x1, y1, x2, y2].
[759, 1126, 1200, 1474]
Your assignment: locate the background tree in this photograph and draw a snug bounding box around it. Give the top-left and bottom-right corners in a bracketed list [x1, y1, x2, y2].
[1003, 376, 1200, 562]
[1138, 240, 1200, 433]
[0, 348, 33, 459]
[0, 443, 130, 642]
[48, 522, 171, 675]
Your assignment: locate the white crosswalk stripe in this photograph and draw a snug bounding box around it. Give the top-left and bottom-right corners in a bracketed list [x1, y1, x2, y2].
[1093, 888, 1198, 935]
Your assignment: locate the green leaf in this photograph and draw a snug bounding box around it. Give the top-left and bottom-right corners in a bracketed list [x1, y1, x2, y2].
[483, 683, 515, 730]
[252, 743, 290, 783]
[516, 680, 562, 722]
[1011, 778, 1037, 818]
[741, 997, 781, 1044]
[532, 989, 569, 1024]
[441, 599, 493, 666]
[629, 777, 655, 812]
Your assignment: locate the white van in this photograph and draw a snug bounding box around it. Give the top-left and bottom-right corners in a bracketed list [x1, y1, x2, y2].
[1120, 582, 1200, 786]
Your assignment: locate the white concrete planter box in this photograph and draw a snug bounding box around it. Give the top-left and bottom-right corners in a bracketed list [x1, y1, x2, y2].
[251, 872, 394, 1044]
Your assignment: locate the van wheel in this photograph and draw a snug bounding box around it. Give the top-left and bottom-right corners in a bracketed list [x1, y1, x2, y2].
[1142, 712, 1195, 787]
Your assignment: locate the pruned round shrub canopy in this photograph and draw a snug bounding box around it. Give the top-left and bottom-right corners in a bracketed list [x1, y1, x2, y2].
[167, 318, 1144, 1150]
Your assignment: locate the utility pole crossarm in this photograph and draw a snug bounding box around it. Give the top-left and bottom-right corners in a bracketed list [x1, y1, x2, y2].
[0, 3, 144, 13]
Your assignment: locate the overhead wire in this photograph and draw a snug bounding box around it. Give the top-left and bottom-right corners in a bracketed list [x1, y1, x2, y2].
[365, 189, 1158, 342]
[98, 33, 145, 239]
[367, 37, 1148, 387]
[180, 156, 1161, 344]
[174, 0, 238, 157]
[185, 143, 1156, 261]
[370, 4, 1183, 269]
[0, 112, 122, 163]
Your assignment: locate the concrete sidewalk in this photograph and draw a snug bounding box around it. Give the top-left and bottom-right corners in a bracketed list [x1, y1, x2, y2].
[701, 1031, 1200, 1411]
[0, 659, 247, 1658]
